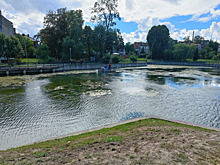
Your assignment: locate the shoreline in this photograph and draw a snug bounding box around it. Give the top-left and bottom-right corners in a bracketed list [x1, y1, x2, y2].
[1, 116, 219, 151]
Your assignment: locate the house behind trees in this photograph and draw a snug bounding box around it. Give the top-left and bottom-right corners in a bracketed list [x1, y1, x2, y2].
[134, 42, 149, 54]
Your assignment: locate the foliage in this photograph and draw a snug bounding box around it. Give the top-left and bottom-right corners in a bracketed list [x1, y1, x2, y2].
[5, 35, 24, 59]
[16, 34, 35, 58]
[94, 25, 106, 58]
[91, 0, 121, 31]
[0, 33, 7, 57]
[209, 40, 219, 53]
[102, 54, 111, 64]
[40, 8, 84, 60]
[40, 8, 69, 60]
[62, 36, 84, 60]
[36, 44, 51, 62]
[199, 47, 215, 59]
[125, 42, 135, 55]
[130, 55, 137, 63]
[183, 36, 192, 44]
[147, 25, 170, 59]
[194, 35, 204, 44]
[112, 55, 120, 63]
[173, 43, 196, 61]
[193, 48, 199, 61]
[83, 25, 94, 58]
[212, 53, 220, 60]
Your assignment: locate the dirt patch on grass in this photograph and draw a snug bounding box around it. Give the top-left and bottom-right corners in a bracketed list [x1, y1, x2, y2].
[0, 119, 219, 164]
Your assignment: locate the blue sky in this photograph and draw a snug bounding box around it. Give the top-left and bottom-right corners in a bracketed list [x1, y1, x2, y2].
[0, 0, 220, 43]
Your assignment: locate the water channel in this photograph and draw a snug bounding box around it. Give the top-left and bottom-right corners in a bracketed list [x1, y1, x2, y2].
[0, 65, 219, 150]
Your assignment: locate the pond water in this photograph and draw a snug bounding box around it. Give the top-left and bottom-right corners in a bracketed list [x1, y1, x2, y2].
[0, 66, 220, 150]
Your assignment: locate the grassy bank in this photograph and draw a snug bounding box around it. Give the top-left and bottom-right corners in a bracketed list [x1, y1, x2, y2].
[0, 118, 219, 164]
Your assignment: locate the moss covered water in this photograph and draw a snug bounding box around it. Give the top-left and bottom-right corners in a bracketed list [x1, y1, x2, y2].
[0, 66, 219, 150]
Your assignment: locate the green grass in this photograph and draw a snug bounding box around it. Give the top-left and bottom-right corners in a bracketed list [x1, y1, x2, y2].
[20, 58, 39, 63]
[197, 59, 220, 64]
[4, 118, 214, 153]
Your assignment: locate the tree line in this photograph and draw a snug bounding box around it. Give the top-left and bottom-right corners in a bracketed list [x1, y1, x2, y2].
[146, 25, 219, 61]
[1, 0, 219, 63]
[0, 33, 35, 60]
[37, 0, 124, 62]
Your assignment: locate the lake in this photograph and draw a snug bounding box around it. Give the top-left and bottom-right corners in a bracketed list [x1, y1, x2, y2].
[0, 65, 219, 150]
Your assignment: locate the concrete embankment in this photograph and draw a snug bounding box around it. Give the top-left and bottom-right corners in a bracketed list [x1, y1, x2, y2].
[0, 63, 147, 76]
[148, 61, 220, 68]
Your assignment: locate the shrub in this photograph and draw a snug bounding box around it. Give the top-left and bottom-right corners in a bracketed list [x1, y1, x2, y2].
[130, 55, 137, 63]
[102, 54, 111, 64]
[112, 55, 120, 63]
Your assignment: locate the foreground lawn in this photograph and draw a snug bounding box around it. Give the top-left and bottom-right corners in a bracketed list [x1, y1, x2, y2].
[0, 118, 219, 164]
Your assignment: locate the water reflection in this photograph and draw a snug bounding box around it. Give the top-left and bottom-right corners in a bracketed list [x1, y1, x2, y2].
[0, 66, 219, 150]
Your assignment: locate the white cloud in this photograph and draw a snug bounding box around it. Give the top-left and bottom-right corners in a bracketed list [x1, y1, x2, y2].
[119, 0, 219, 22]
[122, 21, 220, 43]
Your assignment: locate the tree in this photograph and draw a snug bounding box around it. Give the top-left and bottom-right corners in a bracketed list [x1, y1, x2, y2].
[193, 48, 199, 61]
[199, 47, 214, 59]
[112, 55, 120, 63]
[16, 34, 35, 58]
[62, 36, 83, 60]
[83, 25, 94, 58]
[36, 44, 51, 62]
[125, 42, 135, 55]
[147, 25, 170, 59]
[4, 36, 24, 59]
[102, 54, 111, 64]
[40, 8, 69, 60]
[194, 35, 204, 44]
[130, 55, 137, 63]
[209, 40, 219, 54]
[94, 25, 106, 58]
[173, 43, 195, 61]
[0, 33, 7, 58]
[183, 36, 192, 44]
[91, 0, 121, 31]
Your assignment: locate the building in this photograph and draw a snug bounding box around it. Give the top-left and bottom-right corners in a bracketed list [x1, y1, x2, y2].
[218, 45, 220, 54]
[134, 42, 149, 54]
[194, 44, 202, 51]
[0, 10, 16, 37]
[22, 34, 39, 48]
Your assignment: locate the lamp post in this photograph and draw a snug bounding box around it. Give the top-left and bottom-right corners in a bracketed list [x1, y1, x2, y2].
[70, 48, 72, 61]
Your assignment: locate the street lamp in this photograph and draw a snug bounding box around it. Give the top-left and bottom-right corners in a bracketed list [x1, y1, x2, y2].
[70, 48, 72, 61]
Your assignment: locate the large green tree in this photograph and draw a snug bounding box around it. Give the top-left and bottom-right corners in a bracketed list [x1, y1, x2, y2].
[36, 44, 51, 62]
[173, 43, 196, 61]
[40, 8, 69, 60]
[0, 33, 7, 58]
[16, 34, 35, 58]
[94, 25, 106, 58]
[147, 25, 170, 59]
[62, 36, 84, 60]
[91, 0, 121, 31]
[83, 25, 94, 58]
[40, 8, 84, 60]
[5, 36, 24, 59]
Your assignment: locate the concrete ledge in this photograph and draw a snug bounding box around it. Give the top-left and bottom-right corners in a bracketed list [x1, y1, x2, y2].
[28, 116, 220, 148]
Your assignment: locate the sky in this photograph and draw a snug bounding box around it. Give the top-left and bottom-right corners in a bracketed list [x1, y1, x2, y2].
[0, 0, 220, 43]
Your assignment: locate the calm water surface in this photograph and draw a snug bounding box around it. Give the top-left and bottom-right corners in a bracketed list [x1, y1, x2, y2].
[0, 66, 220, 150]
